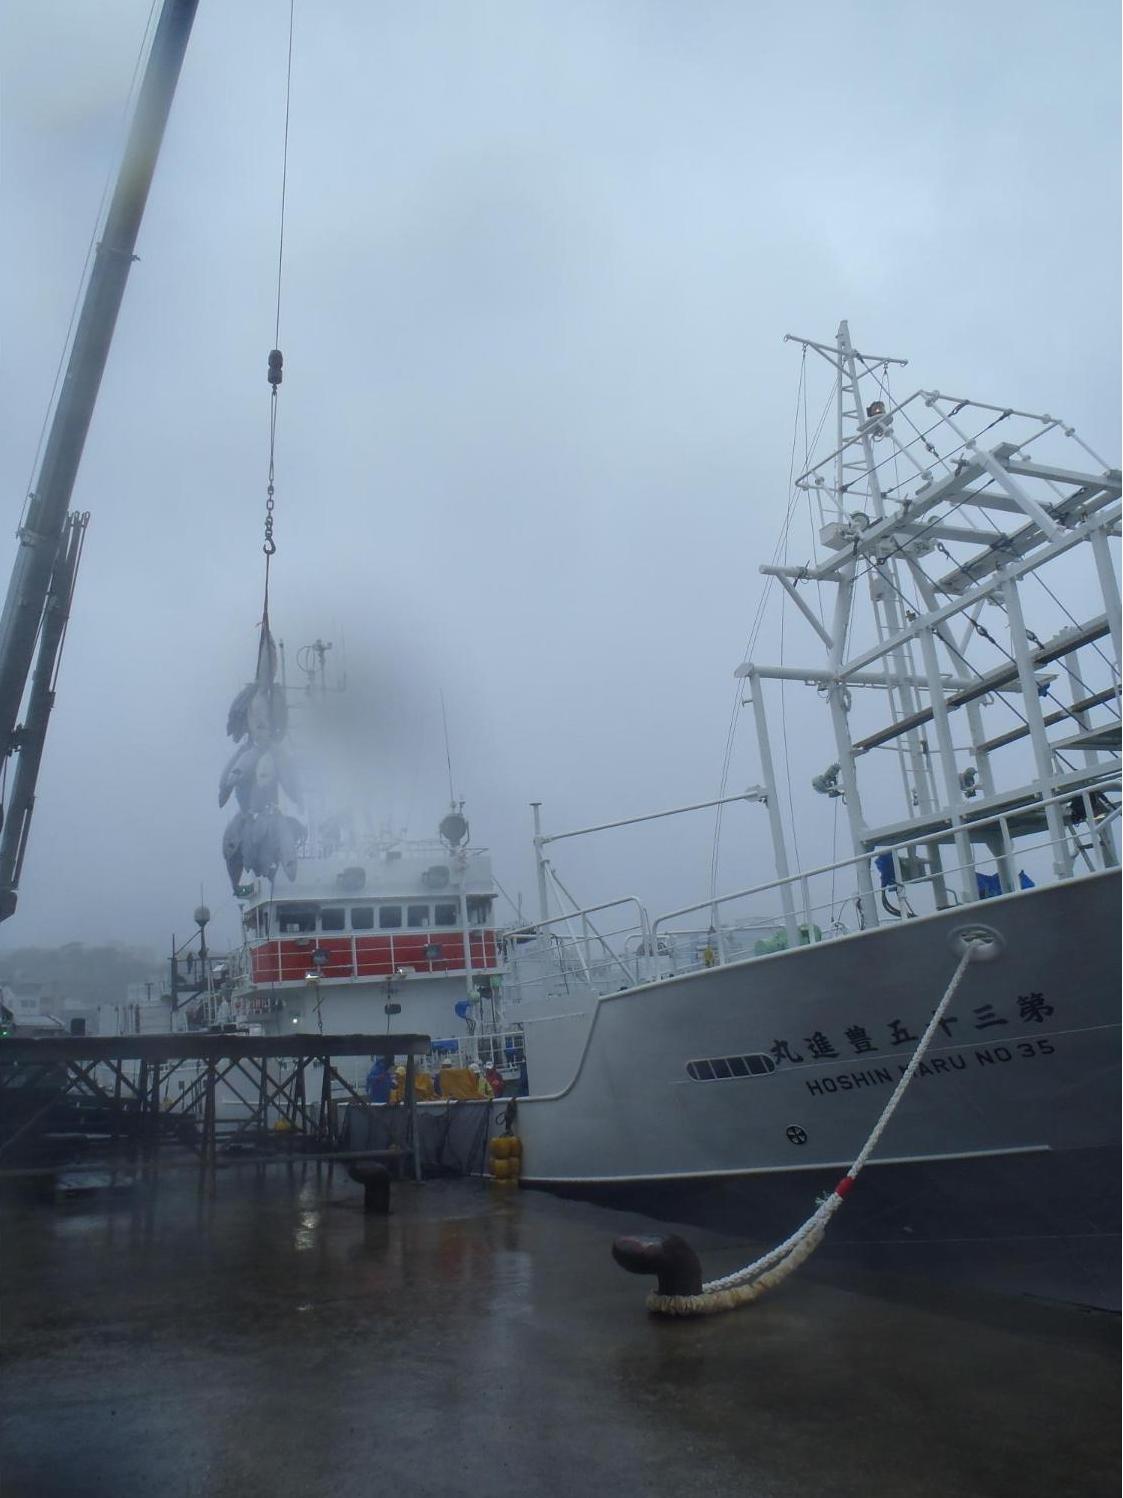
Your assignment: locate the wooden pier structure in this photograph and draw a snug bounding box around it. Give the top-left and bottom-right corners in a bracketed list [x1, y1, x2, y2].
[0, 1031, 429, 1179]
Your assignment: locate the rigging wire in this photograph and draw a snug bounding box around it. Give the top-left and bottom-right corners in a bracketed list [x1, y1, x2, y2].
[834, 436, 1111, 750]
[851, 408, 1118, 739]
[707, 363, 835, 900]
[961, 489, 1120, 685]
[262, 0, 296, 611]
[274, 0, 295, 351]
[440, 690, 457, 804]
[868, 551, 1093, 778]
[17, 0, 161, 536]
[778, 358, 809, 871]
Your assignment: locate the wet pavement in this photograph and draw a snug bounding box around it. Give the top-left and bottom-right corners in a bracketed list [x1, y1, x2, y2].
[1, 1164, 1118, 1497]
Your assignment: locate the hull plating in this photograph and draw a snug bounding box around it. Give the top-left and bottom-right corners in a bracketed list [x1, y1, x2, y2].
[516, 872, 1120, 1186]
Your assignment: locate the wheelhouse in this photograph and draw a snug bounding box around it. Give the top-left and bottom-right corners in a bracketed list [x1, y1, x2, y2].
[242, 892, 499, 984]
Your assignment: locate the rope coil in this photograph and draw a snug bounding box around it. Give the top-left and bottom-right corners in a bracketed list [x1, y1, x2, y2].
[646, 939, 980, 1316]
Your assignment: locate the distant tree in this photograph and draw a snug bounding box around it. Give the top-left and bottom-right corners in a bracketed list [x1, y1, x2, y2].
[0, 943, 163, 1012]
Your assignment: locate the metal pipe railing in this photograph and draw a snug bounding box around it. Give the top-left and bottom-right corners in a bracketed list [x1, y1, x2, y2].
[651, 776, 1120, 943]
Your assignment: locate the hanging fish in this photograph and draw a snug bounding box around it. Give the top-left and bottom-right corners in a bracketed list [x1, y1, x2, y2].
[249, 750, 280, 815]
[240, 811, 273, 880]
[273, 742, 303, 806]
[276, 814, 305, 881]
[226, 682, 256, 743]
[219, 613, 304, 887]
[218, 741, 260, 809]
[226, 616, 286, 745]
[222, 810, 247, 886]
[247, 684, 286, 745]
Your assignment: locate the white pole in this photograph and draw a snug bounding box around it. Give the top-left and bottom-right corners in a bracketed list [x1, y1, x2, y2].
[824, 683, 878, 927]
[530, 803, 549, 925]
[1000, 576, 1072, 878]
[917, 625, 977, 904]
[827, 561, 878, 926]
[745, 669, 800, 945]
[1089, 527, 1122, 679]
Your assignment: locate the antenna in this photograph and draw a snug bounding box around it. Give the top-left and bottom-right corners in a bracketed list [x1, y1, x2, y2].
[440, 690, 456, 805]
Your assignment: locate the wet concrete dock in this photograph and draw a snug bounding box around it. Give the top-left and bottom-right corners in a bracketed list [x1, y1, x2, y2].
[2, 1168, 1118, 1497]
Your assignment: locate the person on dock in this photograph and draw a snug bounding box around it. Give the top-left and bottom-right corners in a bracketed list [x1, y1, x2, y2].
[468, 1062, 493, 1100]
[365, 1057, 393, 1105]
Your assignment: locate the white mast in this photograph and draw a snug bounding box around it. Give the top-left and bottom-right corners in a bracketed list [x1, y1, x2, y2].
[739, 322, 1121, 926]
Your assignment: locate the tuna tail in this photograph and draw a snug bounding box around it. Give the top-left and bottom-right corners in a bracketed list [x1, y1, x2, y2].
[255, 613, 278, 690]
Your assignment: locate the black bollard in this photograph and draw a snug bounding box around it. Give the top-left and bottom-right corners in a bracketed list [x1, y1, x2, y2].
[611, 1233, 703, 1297]
[347, 1159, 392, 1215]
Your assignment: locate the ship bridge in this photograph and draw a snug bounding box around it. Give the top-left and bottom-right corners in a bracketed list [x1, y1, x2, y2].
[237, 841, 500, 987]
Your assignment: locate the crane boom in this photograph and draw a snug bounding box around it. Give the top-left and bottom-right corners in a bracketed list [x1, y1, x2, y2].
[0, 0, 199, 922]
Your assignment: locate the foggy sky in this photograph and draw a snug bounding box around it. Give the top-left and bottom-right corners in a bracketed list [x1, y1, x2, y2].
[1, 0, 1119, 955]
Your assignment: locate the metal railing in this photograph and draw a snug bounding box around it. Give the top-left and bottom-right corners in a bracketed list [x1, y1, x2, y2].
[502, 777, 1119, 1003]
[650, 778, 1120, 948]
[239, 928, 502, 986]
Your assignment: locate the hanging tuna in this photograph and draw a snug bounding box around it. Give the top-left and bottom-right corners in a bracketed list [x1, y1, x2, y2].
[219, 612, 304, 887]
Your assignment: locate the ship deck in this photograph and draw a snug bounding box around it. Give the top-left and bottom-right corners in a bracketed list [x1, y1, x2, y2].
[1, 1168, 1117, 1497]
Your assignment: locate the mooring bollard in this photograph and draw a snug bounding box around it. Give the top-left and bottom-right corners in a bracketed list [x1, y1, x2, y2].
[347, 1159, 392, 1215]
[611, 1234, 704, 1297]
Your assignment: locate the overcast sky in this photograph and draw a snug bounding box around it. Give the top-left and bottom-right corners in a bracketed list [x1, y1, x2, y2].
[1, 0, 1119, 955]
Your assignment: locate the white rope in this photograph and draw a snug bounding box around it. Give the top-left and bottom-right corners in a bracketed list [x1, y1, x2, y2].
[648, 940, 979, 1315]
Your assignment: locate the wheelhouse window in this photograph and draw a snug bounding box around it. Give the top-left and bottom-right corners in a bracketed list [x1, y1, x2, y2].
[407, 904, 430, 928]
[277, 905, 317, 934]
[433, 902, 457, 926]
[243, 907, 268, 936]
[379, 905, 403, 930]
[466, 896, 493, 926]
[320, 908, 346, 933]
[351, 906, 374, 931]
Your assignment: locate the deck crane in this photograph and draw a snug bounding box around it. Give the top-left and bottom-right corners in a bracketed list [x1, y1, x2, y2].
[0, 0, 199, 921]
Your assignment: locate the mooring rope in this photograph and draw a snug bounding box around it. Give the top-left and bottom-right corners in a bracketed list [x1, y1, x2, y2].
[646, 939, 980, 1316]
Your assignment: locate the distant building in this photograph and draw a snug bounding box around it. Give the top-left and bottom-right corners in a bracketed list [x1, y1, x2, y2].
[0, 984, 66, 1034]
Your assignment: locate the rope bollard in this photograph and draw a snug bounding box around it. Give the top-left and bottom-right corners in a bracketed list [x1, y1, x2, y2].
[613, 936, 987, 1316]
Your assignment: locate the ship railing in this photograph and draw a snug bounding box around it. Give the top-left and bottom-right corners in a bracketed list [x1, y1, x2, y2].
[425, 1028, 527, 1075]
[500, 920, 784, 1006]
[500, 897, 677, 1004]
[500, 900, 780, 1004]
[315, 1029, 528, 1099]
[649, 776, 1121, 971]
[500, 779, 1118, 1001]
[502, 897, 651, 989]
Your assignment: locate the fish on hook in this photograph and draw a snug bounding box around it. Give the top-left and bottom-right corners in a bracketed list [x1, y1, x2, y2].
[220, 615, 305, 888]
[218, 741, 259, 810]
[222, 810, 247, 887]
[225, 617, 286, 746]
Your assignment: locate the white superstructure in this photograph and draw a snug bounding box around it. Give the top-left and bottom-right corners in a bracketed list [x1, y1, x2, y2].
[227, 817, 504, 1056]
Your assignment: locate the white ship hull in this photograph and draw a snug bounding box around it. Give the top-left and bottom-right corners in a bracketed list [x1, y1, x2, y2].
[515, 872, 1119, 1186]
